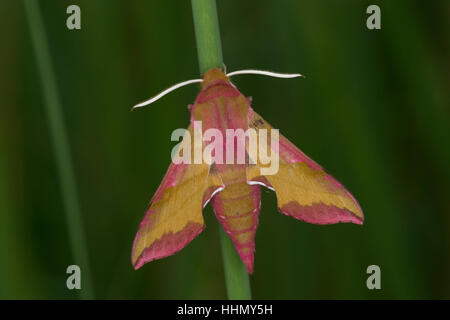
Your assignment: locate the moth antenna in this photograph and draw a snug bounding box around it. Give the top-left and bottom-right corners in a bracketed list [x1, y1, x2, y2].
[132, 78, 203, 110]
[226, 69, 304, 79]
[222, 63, 227, 74]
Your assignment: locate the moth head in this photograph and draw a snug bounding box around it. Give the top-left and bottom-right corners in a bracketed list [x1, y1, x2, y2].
[201, 68, 230, 89]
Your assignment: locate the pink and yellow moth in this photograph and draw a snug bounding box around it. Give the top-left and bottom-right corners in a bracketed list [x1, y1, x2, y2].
[131, 68, 364, 273]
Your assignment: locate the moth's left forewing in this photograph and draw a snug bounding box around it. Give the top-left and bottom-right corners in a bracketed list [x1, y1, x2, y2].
[247, 111, 364, 225]
[132, 126, 224, 269]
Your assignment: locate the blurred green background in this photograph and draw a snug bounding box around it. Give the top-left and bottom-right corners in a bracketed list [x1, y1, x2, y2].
[1, 0, 449, 299]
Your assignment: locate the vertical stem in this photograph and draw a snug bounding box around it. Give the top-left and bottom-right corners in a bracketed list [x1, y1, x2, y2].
[191, 0, 223, 74]
[219, 228, 252, 299]
[191, 0, 252, 299]
[23, 0, 94, 299]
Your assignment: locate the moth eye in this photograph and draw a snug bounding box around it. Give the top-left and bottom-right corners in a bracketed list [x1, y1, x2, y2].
[187, 104, 193, 111]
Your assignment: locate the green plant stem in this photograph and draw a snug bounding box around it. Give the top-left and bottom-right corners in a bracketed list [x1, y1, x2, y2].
[191, 0, 252, 300]
[219, 228, 252, 299]
[191, 0, 223, 74]
[23, 0, 93, 299]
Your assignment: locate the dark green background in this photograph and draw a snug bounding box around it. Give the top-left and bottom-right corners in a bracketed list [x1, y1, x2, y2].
[1, 0, 449, 299]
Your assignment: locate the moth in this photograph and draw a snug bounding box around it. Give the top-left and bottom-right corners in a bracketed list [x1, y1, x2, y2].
[131, 68, 364, 273]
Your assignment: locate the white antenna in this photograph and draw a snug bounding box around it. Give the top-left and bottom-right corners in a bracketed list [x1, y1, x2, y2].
[132, 78, 202, 110]
[132, 69, 303, 110]
[227, 69, 304, 79]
